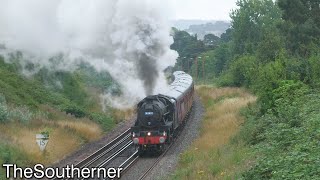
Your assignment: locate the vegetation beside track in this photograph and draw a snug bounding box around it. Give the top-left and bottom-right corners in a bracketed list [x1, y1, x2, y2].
[171, 86, 256, 179]
[171, 0, 320, 178]
[0, 56, 133, 179]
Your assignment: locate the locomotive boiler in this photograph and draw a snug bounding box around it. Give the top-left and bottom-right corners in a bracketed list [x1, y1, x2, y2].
[131, 71, 194, 153]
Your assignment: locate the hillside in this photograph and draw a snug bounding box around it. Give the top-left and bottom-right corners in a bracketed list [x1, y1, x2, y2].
[172, 20, 230, 39]
[171, 0, 320, 179]
[172, 19, 214, 30]
[187, 21, 230, 39]
[0, 54, 133, 179]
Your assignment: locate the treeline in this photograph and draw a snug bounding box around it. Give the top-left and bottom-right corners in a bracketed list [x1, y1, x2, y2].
[173, 0, 320, 178]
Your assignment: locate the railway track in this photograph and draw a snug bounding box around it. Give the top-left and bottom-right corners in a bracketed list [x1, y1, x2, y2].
[51, 128, 135, 180]
[75, 128, 131, 169]
[137, 143, 173, 180]
[130, 104, 194, 180]
[51, 104, 194, 180]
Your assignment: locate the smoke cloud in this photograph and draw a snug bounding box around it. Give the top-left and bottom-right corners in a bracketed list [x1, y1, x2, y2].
[0, 0, 178, 108]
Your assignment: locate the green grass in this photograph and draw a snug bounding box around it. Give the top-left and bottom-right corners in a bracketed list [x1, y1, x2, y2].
[170, 86, 256, 180]
[0, 142, 34, 180]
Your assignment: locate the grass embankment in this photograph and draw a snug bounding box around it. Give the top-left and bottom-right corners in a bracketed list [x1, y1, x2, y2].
[0, 56, 134, 179]
[0, 107, 103, 165]
[171, 86, 256, 179]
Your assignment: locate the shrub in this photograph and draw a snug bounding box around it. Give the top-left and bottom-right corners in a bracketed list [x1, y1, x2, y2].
[241, 90, 320, 179]
[59, 104, 86, 118]
[88, 112, 115, 131]
[0, 94, 9, 123]
[307, 54, 320, 87]
[0, 142, 34, 180]
[9, 106, 33, 124]
[218, 55, 259, 87]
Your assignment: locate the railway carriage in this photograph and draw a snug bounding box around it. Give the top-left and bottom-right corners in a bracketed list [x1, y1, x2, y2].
[131, 71, 194, 153]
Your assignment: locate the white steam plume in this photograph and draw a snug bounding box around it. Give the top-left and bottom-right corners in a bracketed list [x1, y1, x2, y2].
[0, 0, 178, 108]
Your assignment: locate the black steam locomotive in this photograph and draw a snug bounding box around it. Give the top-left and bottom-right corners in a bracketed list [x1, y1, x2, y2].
[131, 71, 194, 153]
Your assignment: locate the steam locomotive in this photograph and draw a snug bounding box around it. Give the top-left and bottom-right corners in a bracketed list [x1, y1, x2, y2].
[131, 71, 194, 153]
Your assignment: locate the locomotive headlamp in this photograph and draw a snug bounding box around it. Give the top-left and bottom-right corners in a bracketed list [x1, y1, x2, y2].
[147, 132, 151, 136]
[163, 131, 166, 136]
[133, 138, 139, 144]
[159, 137, 165, 143]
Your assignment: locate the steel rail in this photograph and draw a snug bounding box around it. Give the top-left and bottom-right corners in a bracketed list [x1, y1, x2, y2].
[75, 128, 131, 168]
[52, 128, 131, 180]
[98, 141, 133, 168]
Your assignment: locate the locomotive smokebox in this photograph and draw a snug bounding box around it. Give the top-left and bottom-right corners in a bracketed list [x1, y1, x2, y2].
[137, 96, 169, 128]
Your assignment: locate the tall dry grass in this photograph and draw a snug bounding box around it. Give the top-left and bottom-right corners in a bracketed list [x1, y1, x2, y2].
[56, 119, 102, 141]
[111, 108, 135, 123]
[172, 86, 256, 180]
[0, 107, 103, 165]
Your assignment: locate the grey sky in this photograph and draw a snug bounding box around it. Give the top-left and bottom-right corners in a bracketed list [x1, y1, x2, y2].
[170, 0, 238, 20]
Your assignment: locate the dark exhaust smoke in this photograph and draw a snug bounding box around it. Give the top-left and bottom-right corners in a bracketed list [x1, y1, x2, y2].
[0, 0, 178, 108]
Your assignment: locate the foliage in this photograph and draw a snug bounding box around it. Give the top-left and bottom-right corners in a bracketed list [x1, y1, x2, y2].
[278, 0, 320, 56]
[35, 69, 88, 107]
[88, 112, 115, 131]
[77, 63, 120, 93]
[191, 0, 320, 179]
[59, 103, 86, 118]
[40, 129, 50, 139]
[203, 33, 220, 47]
[171, 30, 206, 59]
[307, 54, 320, 87]
[231, 0, 282, 56]
[9, 106, 33, 124]
[0, 55, 118, 131]
[171, 29, 207, 74]
[0, 94, 9, 123]
[220, 28, 233, 43]
[0, 142, 33, 179]
[241, 87, 320, 179]
[0, 57, 70, 108]
[0, 53, 116, 176]
[171, 87, 256, 179]
[218, 55, 260, 88]
[212, 43, 232, 75]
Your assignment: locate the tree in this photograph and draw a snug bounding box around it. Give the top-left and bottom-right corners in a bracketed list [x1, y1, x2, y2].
[203, 34, 220, 47]
[171, 29, 206, 72]
[278, 0, 320, 56]
[220, 28, 233, 43]
[231, 0, 282, 56]
[214, 43, 231, 75]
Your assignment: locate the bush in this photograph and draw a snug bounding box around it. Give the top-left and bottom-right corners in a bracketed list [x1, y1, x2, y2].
[9, 106, 33, 124]
[272, 80, 309, 126]
[0, 142, 33, 179]
[307, 54, 320, 87]
[0, 94, 9, 123]
[89, 112, 115, 131]
[241, 90, 320, 179]
[59, 104, 86, 118]
[218, 55, 259, 87]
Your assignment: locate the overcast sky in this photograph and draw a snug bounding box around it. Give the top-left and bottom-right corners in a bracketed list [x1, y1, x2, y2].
[170, 0, 238, 21]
